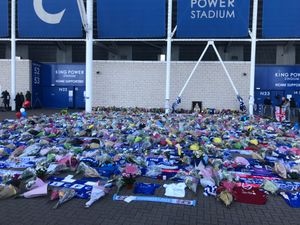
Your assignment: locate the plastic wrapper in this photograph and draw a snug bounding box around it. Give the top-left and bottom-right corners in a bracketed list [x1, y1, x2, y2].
[23, 183, 48, 198]
[46, 163, 68, 175]
[200, 177, 215, 188]
[274, 162, 287, 179]
[234, 156, 250, 167]
[0, 185, 17, 199]
[261, 180, 278, 194]
[76, 162, 100, 178]
[20, 168, 36, 180]
[145, 165, 162, 178]
[218, 190, 233, 207]
[85, 185, 105, 208]
[53, 189, 76, 209]
[19, 144, 41, 157]
[185, 176, 199, 194]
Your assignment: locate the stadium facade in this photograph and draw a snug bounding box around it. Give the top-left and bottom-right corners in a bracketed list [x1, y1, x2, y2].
[0, 0, 299, 111]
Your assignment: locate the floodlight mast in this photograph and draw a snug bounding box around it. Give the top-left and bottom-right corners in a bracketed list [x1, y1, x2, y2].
[249, 0, 259, 116]
[77, 0, 93, 113]
[11, 0, 16, 111]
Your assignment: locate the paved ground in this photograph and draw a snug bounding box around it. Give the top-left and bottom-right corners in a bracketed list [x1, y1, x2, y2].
[0, 109, 299, 225]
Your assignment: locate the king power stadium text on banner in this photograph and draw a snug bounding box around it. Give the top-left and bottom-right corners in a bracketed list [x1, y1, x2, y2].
[18, 0, 82, 38]
[0, 0, 8, 37]
[255, 66, 300, 91]
[176, 0, 250, 38]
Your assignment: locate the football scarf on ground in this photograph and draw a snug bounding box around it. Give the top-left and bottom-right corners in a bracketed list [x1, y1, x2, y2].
[113, 194, 196, 206]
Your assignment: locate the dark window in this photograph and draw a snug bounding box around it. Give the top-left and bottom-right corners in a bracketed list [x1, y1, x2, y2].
[132, 45, 162, 61]
[296, 46, 300, 64]
[29, 45, 56, 62]
[72, 45, 85, 63]
[256, 45, 277, 64]
[179, 45, 218, 61]
[0, 45, 6, 59]
[94, 45, 109, 60]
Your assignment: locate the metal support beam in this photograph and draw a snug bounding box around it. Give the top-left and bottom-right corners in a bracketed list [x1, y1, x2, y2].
[11, 0, 16, 111]
[178, 42, 210, 97]
[165, 0, 173, 114]
[85, 0, 93, 112]
[211, 42, 239, 96]
[249, 0, 259, 115]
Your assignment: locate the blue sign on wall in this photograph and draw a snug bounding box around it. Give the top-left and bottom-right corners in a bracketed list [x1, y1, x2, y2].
[42, 86, 74, 108]
[263, 0, 300, 38]
[255, 66, 300, 91]
[97, 0, 166, 38]
[176, 0, 250, 38]
[50, 64, 85, 86]
[0, 0, 8, 37]
[32, 62, 43, 108]
[18, 0, 82, 38]
[32, 63, 85, 109]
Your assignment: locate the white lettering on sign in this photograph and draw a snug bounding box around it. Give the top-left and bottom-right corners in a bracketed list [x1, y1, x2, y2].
[190, 0, 235, 19]
[33, 0, 65, 24]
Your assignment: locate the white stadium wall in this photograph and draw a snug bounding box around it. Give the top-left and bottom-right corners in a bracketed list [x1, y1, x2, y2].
[0, 59, 32, 97]
[93, 61, 250, 110]
[0, 60, 250, 110]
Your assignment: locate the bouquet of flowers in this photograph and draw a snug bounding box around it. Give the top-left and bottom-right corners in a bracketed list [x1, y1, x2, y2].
[122, 164, 140, 189]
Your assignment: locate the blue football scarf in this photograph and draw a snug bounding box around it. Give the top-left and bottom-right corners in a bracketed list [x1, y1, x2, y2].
[280, 192, 300, 208]
[113, 194, 196, 206]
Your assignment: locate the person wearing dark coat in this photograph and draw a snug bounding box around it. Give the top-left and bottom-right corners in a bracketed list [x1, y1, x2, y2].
[25, 91, 32, 108]
[1, 90, 10, 110]
[15, 93, 21, 112]
[20, 92, 25, 108]
[25, 91, 31, 102]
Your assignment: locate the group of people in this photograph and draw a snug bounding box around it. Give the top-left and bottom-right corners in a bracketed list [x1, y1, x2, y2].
[1, 90, 32, 111]
[263, 95, 297, 121]
[15, 91, 31, 112]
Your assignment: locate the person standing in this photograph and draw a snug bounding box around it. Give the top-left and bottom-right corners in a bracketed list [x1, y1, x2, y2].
[20, 92, 25, 108]
[15, 93, 21, 112]
[5, 90, 10, 110]
[281, 97, 290, 122]
[263, 96, 272, 118]
[25, 91, 32, 108]
[25, 91, 31, 102]
[290, 97, 297, 121]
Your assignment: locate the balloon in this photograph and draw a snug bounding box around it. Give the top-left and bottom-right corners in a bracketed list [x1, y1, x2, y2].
[21, 111, 27, 117]
[23, 100, 30, 108]
[20, 108, 25, 113]
[16, 112, 21, 119]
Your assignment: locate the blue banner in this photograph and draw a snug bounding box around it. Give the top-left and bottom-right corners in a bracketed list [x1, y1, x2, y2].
[176, 0, 250, 38]
[32, 62, 43, 108]
[255, 66, 300, 91]
[18, 0, 82, 38]
[97, 0, 166, 38]
[262, 0, 300, 38]
[0, 0, 8, 37]
[50, 64, 85, 86]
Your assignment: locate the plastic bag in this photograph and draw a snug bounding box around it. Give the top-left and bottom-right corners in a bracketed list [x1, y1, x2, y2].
[261, 180, 278, 194]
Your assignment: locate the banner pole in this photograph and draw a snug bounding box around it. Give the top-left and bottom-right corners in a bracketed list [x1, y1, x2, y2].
[11, 0, 16, 111]
[165, 0, 173, 114]
[85, 0, 93, 113]
[249, 0, 259, 115]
